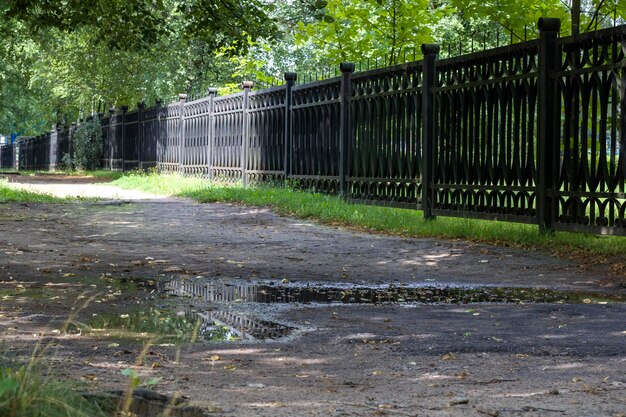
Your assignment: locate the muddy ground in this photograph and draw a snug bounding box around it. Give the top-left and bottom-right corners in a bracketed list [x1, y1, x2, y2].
[0, 175, 625, 417]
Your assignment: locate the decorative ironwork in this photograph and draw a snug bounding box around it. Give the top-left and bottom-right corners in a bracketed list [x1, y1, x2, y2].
[350, 62, 424, 207]
[432, 41, 540, 222]
[0, 144, 15, 169]
[158, 102, 181, 173]
[247, 86, 286, 184]
[19, 134, 50, 171]
[181, 96, 212, 176]
[211, 94, 244, 182]
[290, 78, 342, 193]
[554, 26, 626, 234]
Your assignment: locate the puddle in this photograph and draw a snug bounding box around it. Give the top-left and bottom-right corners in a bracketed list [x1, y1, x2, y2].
[83, 307, 292, 343]
[161, 278, 626, 305]
[78, 279, 622, 346]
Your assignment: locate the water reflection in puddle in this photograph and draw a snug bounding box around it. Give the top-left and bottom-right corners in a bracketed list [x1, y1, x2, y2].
[161, 278, 625, 305]
[84, 307, 292, 343]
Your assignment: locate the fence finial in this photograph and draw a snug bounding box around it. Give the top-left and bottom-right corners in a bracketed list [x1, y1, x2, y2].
[421, 44, 440, 55]
[538, 17, 561, 31]
[284, 72, 297, 81]
[242, 81, 254, 89]
[340, 62, 355, 73]
[208, 87, 218, 95]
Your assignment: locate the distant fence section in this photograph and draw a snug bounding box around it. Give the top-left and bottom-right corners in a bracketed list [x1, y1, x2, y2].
[3, 18, 626, 236]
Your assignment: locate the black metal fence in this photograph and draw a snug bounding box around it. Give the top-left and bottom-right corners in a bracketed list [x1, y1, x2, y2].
[8, 18, 626, 235]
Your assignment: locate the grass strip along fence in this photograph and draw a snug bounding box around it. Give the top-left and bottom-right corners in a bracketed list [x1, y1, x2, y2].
[3, 18, 626, 237]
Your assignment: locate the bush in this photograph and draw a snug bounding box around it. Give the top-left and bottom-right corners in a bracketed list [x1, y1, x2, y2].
[72, 118, 103, 170]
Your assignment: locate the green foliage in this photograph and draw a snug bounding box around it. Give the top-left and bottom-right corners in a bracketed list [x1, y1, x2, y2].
[0, 365, 106, 417]
[2, 0, 626, 136]
[296, 0, 440, 65]
[450, 0, 626, 37]
[71, 118, 103, 170]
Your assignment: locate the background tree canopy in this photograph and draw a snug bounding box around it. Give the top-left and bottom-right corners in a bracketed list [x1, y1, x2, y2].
[0, 0, 624, 137]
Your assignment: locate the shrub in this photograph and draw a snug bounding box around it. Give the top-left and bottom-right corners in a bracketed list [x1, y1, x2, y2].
[72, 118, 103, 170]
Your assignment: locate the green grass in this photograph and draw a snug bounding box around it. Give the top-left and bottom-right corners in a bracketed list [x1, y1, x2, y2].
[0, 365, 107, 417]
[0, 180, 67, 203]
[112, 173, 626, 258]
[0, 170, 124, 180]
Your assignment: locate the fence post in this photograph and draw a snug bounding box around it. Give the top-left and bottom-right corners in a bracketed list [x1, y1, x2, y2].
[137, 100, 145, 170]
[120, 106, 128, 172]
[155, 99, 162, 171]
[537, 17, 561, 233]
[49, 124, 59, 171]
[207, 87, 218, 179]
[241, 81, 253, 186]
[339, 62, 355, 197]
[178, 93, 187, 173]
[283, 72, 297, 183]
[421, 44, 440, 220]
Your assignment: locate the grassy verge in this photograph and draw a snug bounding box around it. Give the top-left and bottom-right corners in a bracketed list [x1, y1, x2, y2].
[0, 180, 68, 203]
[112, 173, 626, 260]
[0, 169, 124, 180]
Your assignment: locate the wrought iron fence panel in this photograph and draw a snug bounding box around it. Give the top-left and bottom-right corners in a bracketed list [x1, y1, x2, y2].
[124, 110, 139, 171]
[21, 135, 50, 171]
[159, 103, 181, 173]
[105, 112, 124, 170]
[55, 127, 71, 167]
[247, 86, 286, 183]
[432, 40, 540, 222]
[182, 97, 211, 176]
[101, 116, 110, 168]
[350, 62, 424, 207]
[554, 26, 626, 234]
[291, 78, 342, 193]
[0, 144, 14, 169]
[140, 106, 159, 169]
[211, 94, 244, 182]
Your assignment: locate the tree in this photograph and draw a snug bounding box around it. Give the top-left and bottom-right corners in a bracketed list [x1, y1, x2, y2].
[450, 0, 626, 38]
[0, 0, 278, 135]
[296, 0, 442, 66]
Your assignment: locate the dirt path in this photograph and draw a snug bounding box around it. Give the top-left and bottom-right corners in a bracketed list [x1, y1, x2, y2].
[1, 176, 625, 417]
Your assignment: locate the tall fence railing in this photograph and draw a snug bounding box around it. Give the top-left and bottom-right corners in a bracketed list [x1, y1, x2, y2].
[5, 18, 626, 236]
